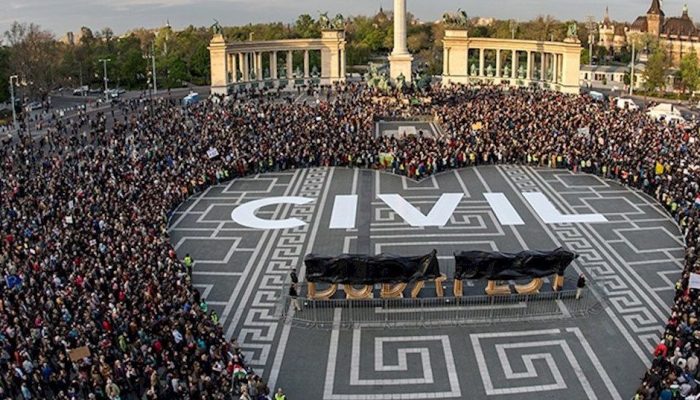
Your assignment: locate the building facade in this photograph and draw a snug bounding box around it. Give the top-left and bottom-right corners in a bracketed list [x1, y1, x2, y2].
[598, 0, 700, 65]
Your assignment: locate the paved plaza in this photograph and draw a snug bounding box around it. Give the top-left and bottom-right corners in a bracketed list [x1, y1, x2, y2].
[168, 165, 684, 399]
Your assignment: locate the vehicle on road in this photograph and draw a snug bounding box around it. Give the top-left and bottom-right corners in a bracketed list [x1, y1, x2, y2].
[647, 103, 685, 123]
[614, 97, 639, 111]
[25, 102, 42, 111]
[73, 86, 89, 96]
[588, 91, 606, 101]
[182, 92, 200, 106]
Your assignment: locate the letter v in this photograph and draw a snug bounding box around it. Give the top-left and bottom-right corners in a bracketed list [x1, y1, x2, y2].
[378, 193, 463, 227]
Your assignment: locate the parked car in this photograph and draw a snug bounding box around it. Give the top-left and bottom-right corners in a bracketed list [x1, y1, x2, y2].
[104, 89, 121, 99]
[25, 102, 42, 111]
[73, 86, 88, 96]
[588, 91, 606, 101]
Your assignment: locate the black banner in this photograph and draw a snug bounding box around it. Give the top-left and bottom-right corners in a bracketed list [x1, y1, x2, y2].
[454, 248, 578, 280]
[304, 250, 440, 284]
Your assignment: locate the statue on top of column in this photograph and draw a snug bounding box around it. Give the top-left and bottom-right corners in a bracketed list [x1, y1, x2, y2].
[566, 23, 578, 39]
[331, 14, 345, 30]
[210, 19, 223, 35]
[442, 9, 469, 29]
[319, 12, 331, 29]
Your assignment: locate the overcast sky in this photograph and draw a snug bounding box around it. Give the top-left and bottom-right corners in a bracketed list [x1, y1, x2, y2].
[1, 0, 694, 39]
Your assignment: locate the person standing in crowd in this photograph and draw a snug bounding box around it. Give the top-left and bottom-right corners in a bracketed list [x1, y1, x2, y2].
[289, 284, 302, 312]
[183, 253, 194, 274]
[576, 273, 586, 300]
[290, 268, 299, 285]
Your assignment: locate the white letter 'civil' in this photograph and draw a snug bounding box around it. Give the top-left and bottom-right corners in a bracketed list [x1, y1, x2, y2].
[230, 197, 313, 229]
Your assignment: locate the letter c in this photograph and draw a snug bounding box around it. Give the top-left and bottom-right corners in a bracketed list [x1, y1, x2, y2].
[231, 197, 314, 229]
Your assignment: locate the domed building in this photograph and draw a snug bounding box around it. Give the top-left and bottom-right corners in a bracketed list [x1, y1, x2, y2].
[599, 1, 700, 66]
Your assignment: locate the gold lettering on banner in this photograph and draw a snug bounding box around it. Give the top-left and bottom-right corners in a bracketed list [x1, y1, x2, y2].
[344, 284, 373, 299]
[453, 279, 464, 297]
[485, 280, 511, 296]
[514, 278, 543, 294]
[552, 274, 565, 291]
[307, 282, 338, 300]
[410, 274, 447, 298]
[380, 283, 407, 298]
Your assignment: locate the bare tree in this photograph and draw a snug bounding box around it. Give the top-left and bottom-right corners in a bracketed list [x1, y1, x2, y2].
[4, 21, 59, 98]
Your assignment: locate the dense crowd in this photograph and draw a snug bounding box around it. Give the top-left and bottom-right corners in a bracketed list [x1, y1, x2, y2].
[1, 82, 699, 399]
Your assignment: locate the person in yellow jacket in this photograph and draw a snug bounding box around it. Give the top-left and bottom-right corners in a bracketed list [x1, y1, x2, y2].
[275, 388, 287, 400]
[655, 162, 664, 175]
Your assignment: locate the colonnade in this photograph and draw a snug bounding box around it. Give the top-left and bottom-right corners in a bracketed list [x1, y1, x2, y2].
[209, 30, 347, 94]
[443, 48, 565, 82]
[442, 31, 582, 94]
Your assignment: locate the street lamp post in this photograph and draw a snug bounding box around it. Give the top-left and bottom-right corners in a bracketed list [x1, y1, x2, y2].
[144, 42, 157, 95]
[8, 75, 18, 130]
[98, 58, 111, 102]
[151, 42, 157, 95]
[630, 40, 635, 96]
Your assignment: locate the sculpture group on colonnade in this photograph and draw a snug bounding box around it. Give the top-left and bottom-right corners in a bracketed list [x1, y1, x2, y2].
[442, 9, 469, 29]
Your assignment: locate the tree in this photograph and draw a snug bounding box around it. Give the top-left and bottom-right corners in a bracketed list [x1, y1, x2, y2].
[3, 21, 60, 98]
[294, 14, 319, 39]
[0, 46, 9, 103]
[643, 46, 668, 93]
[679, 48, 699, 94]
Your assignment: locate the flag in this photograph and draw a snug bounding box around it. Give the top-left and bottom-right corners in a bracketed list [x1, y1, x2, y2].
[233, 365, 247, 379]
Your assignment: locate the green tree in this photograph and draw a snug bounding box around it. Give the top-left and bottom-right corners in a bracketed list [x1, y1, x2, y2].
[294, 14, 319, 39]
[0, 46, 9, 102]
[679, 48, 699, 94]
[643, 46, 668, 93]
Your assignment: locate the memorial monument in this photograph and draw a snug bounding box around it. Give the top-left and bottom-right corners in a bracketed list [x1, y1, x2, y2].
[388, 0, 413, 82]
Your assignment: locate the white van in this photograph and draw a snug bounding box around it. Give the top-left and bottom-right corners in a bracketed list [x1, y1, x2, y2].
[647, 103, 685, 123]
[615, 97, 639, 111]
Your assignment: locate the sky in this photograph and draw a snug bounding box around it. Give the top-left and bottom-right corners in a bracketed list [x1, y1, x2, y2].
[1, 0, 694, 39]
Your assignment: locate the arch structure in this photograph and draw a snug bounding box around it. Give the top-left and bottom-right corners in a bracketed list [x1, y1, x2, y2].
[208, 30, 347, 95]
[442, 30, 582, 94]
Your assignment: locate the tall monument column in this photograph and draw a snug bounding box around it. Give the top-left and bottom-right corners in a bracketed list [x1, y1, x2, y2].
[388, 0, 413, 82]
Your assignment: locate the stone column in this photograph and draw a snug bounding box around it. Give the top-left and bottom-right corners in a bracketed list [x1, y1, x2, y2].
[392, 0, 409, 55]
[526, 51, 532, 80]
[287, 50, 293, 80]
[443, 47, 449, 76]
[511, 50, 517, 79]
[208, 34, 227, 94]
[304, 50, 310, 78]
[257, 52, 264, 80]
[478, 48, 485, 76]
[388, 0, 413, 82]
[495, 49, 501, 78]
[241, 53, 249, 81]
[340, 48, 346, 79]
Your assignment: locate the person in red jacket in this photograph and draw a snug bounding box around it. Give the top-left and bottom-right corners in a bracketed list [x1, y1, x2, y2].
[654, 341, 668, 358]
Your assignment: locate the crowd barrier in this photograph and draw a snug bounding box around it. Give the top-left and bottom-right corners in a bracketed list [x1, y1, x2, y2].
[277, 282, 594, 329]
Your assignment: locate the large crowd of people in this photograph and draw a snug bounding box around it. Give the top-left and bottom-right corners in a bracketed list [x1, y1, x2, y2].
[0, 82, 699, 399]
